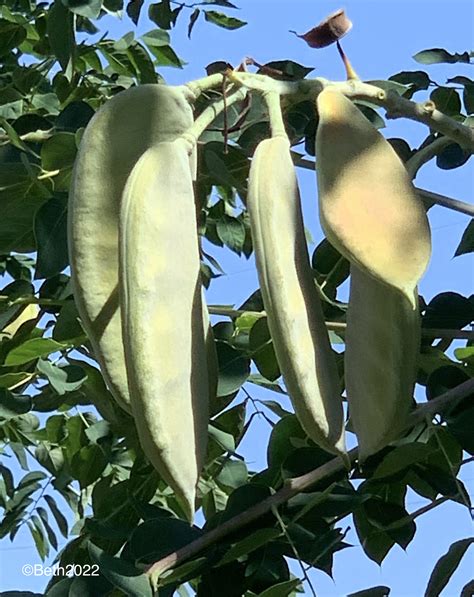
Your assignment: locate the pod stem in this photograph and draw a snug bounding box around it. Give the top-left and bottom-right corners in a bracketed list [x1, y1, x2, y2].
[181, 85, 247, 150]
[263, 90, 287, 138]
[336, 41, 359, 81]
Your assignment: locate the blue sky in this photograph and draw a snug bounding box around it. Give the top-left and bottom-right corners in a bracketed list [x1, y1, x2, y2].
[1, 0, 473, 594]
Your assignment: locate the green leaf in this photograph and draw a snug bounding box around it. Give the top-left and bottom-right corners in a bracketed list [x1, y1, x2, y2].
[367, 80, 409, 95]
[249, 317, 280, 382]
[425, 538, 474, 597]
[257, 60, 313, 81]
[312, 238, 350, 297]
[44, 494, 69, 538]
[53, 301, 84, 342]
[188, 8, 200, 38]
[37, 505, 58, 550]
[37, 360, 87, 395]
[141, 29, 170, 47]
[259, 399, 291, 417]
[372, 444, 435, 479]
[62, 0, 103, 19]
[126, 0, 144, 24]
[216, 458, 248, 489]
[454, 219, 474, 257]
[347, 587, 390, 597]
[208, 484, 273, 528]
[267, 415, 308, 470]
[0, 372, 31, 389]
[148, 0, 174, 29]
[422, 292, 474, 330]
[257, 579, 302, 597]
[430, 87, 461, 117]
[281, 447, 335, 485]
[463, 83, 474, 114]
[218, 528, 280, 566]
[426, 366, 470, 402]
[34, 195, 69, 279]
[413, 48, 470, 65]
[208, 422, 236, 453]
[0, 389, 31, 419]
[148, 44, 183, 68]
[41, 132, 77, 171]
[47, 1, 75, 70]
[446, 404, 474, 455]
[88, 542, 153, 597]
[389, 70, 431, 92]
[71, 444, 108, 488]
[0, 163, 51, 253]
[216, 215, 246, 255]
[205, 151, 244, 191]
[130, 518, 202, 564]
[0, 19, 27, 56]
[354, 102, 385, 129]
[204, 10, 246, 29]
[216, 341, 250, 396]
[28, 517, 49, 560]
[353, 513, 391, 565]
[126, 42, 158, 84]
[5, 338, 68, 366]
[56, 101, 95, 132]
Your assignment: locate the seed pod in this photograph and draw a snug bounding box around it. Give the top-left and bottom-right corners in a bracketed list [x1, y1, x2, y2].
[119, 138, 212, 521]
[346, 266, 420, 459]
[68, 84, 195, 413]
[248, 136, 346, 458]
[315, 88, 431, 307]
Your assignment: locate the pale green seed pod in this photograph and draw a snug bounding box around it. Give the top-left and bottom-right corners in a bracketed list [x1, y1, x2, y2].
[248, 135, 347, 459]
[119, 138, 212, 521]
[315, 88, 431, 308]
[68, 84, 195, 412]
[345, 266, 420, 459]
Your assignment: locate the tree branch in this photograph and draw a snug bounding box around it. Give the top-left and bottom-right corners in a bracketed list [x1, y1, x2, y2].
[222, 72, 474, 151]
[415, 189, 474, 217]
[292, 155, 474, 217]
[146, 377, 474, 579]
[207, 307, 474, 340]
[406, 136, 453, 179]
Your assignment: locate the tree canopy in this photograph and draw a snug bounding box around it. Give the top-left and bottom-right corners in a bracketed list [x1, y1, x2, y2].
[0, 1, 473, 596]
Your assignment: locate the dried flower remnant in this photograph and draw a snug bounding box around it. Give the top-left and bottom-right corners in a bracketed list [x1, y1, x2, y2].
[290, 9, 352, 49]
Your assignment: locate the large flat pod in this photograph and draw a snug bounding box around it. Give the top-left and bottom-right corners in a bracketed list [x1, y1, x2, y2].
[315, 88, 431, 307]
[120, 139, 210, 521]
[68, 84, 194, 412]
[346, 266, 420, 459]
[248, 136, 346, 458]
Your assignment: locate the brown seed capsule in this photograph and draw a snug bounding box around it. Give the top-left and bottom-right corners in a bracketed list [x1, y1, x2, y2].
[291, 9, 352, 49]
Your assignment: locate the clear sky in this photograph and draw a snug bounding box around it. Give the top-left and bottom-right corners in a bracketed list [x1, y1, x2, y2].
[1, 1, 473, 595]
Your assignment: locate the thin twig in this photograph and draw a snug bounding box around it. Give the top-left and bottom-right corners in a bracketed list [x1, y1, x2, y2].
[291, 155, 474, 217]
[406, 136, 453, 179]
[207, 307, 474, 340]
[416, 189, 474, 217]
[146, 378, 474, 578]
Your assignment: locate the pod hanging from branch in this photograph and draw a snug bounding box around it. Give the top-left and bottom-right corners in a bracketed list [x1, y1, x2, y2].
[68, 84, 196, 413]
[315, 87, 431, 308]
[119, 138, 215, 521]
[248, 131, 347, 460]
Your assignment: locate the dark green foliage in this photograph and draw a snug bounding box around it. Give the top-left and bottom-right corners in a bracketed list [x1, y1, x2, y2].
[0, 3, 472, 596]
